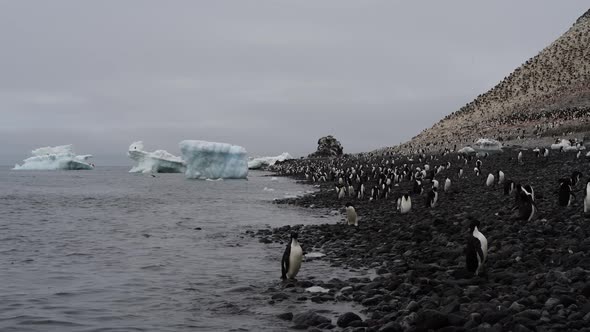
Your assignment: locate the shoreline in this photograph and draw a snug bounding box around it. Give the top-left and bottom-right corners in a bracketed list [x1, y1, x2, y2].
[255, 148, 590, 331]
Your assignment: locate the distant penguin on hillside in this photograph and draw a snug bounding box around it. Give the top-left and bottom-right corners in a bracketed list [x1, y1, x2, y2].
[558, 179, 575, 207]
[465, 218, 488, 276]
[486, 173, 495, 187]
[426, 188, 438, 208]
[281, 232, 303, 280]
[458, 168, 463, 179]
[584, 180, 590, 213]
[518, 151, 523, 164]
[444, 178, 451, 192]
[345, 203, 358, 226]
[399, 193, 412, 214]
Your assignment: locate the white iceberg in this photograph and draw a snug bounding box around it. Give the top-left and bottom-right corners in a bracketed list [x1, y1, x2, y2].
[127, 141, 186, 174]
[473, 138, 502, 152]
[179, 140, 248, 179]
[248, 152, 293, 169]
[551, 139, 581, 152]
[13, 145, 95, 170]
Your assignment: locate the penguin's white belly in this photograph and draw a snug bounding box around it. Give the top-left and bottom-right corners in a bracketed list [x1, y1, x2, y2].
[585, 196, 590, 213]
[346, 209, 358, 226]
[287, 245, 303, 279]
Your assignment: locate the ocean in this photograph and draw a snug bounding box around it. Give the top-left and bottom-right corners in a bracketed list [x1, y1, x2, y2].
[0, 167, 362, 332]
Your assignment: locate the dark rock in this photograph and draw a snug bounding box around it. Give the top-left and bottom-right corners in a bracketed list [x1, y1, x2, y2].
[416, 310, 449, 330]
[377, 321, 403, 332]
[337, 312, 363, 328]
[292, 311, 331, 328]
[277, 312, 293, 321]
[308, 135, 344, 158]
[271, 292, 289, 300]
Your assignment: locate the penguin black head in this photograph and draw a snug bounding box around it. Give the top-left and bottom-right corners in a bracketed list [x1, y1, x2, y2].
[290, 232, 298, 240]
[468, 218, 480, 232]
[345, 202, 354, 208]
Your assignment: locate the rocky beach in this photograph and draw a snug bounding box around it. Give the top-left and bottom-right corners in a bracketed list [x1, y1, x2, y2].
[251, 147, 590, 331]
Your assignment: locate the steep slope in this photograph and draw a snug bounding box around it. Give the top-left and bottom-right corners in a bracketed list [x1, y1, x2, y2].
[394, 9, 590, 153]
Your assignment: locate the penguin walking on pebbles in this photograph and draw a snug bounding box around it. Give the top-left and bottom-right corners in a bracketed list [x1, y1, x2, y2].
[497, 171, 505, 185]
[444, 178, 451, 192]
[486, 173, 495, 187]
[558, 179, 575, 207]
[465, 219, 488, 276]
[517, 186, 537, 221]
[345, 203, 358, 226]
[457, 168, 463, 179]
[398, 193, 412, 214]
[518, 151, 523, 165]
[281, 232, 303, 280]
[426, 187, 438, 208]
[504, 180, 515, 195]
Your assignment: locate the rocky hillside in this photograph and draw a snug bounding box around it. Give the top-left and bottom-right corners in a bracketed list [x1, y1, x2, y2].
[393, 9, 590, 153]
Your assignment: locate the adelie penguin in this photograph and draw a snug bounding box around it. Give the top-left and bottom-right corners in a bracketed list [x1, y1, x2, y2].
[486, 173, 495, 187]
[558, 178, 575, 207]
[517, 186, 537, 221]
[398, 193, 412, 214]
[281, 232, 303, 280]
[465, 218, 488, 276]
[345, 203, 358, 226]
[444, 178, 451, 192]
[426, 187, 438, 208]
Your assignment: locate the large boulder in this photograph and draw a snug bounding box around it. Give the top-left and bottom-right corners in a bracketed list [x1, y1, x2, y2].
[292, 311, 331, 328]
[309, 135, 343, 158]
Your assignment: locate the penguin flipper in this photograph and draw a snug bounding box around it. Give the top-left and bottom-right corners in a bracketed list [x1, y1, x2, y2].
[281, 244, 291, 279]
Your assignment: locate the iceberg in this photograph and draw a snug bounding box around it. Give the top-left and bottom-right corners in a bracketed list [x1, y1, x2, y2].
[127, 141, 186, 173]
[248, 152, 293, 169]
[179, 140, 248, 179]
[13, 145, 95, 170]
[457, 146, 476, 154]
[473, 138, 502, 152]
[550, 139, 581, 151]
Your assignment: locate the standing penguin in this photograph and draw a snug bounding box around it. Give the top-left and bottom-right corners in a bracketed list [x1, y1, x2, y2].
[281, 232, 303, 280]
[558, 179, 575, 207]
[444, 178, 451, 192]
[518, 151, 523, 164]
[584, 180, 590, 213]
[497, 170, 505, 185]
[504, 180, 515, 195]
[458, 167, 463, 179]
[571, 171, 582, 187]
[465, 218, 488, 276]
[517, 187, 537, 221]
[399, 193, 412, 214]
[486, 173, 495, 187]
[426, 187, 438, 208]
[432, 179, 439, 190]
[345, 202, 358, 226]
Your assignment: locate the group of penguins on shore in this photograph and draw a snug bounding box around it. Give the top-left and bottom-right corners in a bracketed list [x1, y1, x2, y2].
[279, 149, 590, 280]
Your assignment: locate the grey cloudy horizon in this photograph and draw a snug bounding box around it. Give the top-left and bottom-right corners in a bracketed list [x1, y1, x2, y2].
[1, 1, 588, 165]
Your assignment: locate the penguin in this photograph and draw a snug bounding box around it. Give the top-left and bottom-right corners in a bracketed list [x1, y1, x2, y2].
[584, 180, 590, 213]
[518, 151, 523, 164]
[444, 178, 451, 192]
[345, 203, 358, 226]
[432, 179, 439, 190]
[497, 170, 505, 185]
[577, 151, 581, 159]
[338, 186, 346, 200]
[458, 167, 463, 178]
[281, 232, 303, 280]
[504, 180, 515, 195]
[571, 171, 582, 187]
[486, 173, 495, 187]
[413, 179, 423, 195]
[517, 188, 536, 221]
[426, 187, 438, 208]
[474, 167, 481, 177]
[399, 193, 412, 214]
[465, 218, 488, 276]
[558, 179, 575, 207]
[475, 159, 482, 168]
[543, 148, 549, 157]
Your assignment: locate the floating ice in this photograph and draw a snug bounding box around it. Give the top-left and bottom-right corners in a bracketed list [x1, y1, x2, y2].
[180, 140, 248, 179]
[248, 152, 293, 170]
[13, 145, 95, 170]
[128, 141, 186, 174]
[473, 138, 502, 152]
[305, 286, 330, 293]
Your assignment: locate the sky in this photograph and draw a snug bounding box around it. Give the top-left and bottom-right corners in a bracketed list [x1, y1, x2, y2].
[1, 1, 588, 165]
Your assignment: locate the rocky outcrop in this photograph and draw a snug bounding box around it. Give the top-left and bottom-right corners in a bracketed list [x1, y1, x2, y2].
[308, 135, 343, 158]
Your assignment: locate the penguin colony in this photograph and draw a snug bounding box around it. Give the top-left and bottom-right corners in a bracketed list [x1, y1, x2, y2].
[272, 146, 589, 279]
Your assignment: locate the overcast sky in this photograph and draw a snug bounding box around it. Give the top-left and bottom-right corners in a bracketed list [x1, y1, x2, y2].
[1, 1, 588, 165]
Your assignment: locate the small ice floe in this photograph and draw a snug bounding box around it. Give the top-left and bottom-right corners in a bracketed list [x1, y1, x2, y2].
[305, 286, 330, 293]
[263, 187, 275, 192]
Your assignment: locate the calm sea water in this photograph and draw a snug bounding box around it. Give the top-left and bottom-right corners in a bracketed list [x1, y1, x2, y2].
[0, 167, 364, 332]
